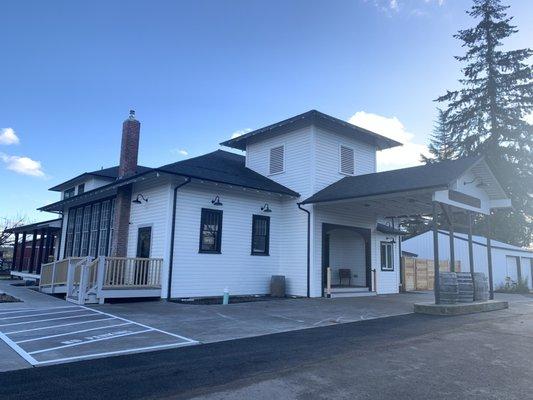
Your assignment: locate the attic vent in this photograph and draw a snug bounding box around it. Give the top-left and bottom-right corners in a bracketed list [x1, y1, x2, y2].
[340, 145, 355, 175]
[269, 145, 285, 175]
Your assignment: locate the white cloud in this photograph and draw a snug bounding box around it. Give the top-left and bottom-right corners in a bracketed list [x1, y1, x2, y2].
[170, 148, 189, 157]
[524, 113, 533, 125]
[0, 128, 20, 145]
[0, 153, 45, 177]
[230, 128, 252, 139]
[389, 0, 399, 11]
[348, 111, 430, 171]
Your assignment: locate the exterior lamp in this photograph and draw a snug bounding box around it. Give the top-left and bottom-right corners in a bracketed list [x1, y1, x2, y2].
[211, 195, 223, 206]
[261, 203, 272, 213]
[132, 194, 149, 204]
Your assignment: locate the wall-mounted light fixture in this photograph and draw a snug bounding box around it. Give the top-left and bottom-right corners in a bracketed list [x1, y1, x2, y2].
[132, 194, 149, 204]
[464, 177, 488, 188]
[211, 195, 223, 206]
[261, 203, 272, 213]
[385, 236, 396, 244]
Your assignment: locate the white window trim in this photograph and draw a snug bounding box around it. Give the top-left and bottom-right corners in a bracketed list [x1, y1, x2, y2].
[338, 144, 355, 176]
[268, 144, 286, 176]
[380, 241, 394, 271]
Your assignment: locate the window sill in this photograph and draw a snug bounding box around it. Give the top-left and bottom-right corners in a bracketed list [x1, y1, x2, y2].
[251, 253, 270, 256]
[199, 250, 222, 254]
[380, 268, 394, 272]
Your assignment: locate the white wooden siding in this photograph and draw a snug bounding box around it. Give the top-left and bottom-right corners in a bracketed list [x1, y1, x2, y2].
[402, 231, 533, 289]
[313, 127, 377, 193]
[170, 182, 286, 298]
[246, 126, 313, 198]
[312, 203, 400, 296]
[328, 229, 366, 286]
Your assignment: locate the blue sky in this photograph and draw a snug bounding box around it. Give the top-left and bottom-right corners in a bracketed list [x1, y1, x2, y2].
[1, 0, 532, 222]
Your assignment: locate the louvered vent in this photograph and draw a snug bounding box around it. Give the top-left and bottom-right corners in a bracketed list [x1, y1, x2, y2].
[269, 145, 285, 174]
[340, 145, 355, 175]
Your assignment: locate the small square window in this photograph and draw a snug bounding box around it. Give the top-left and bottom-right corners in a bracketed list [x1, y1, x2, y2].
[64, 187, 75, 199]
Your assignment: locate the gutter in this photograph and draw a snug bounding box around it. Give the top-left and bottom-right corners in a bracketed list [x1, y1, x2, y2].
[297, 203, 311, 297]
[167, 177, 192, 300]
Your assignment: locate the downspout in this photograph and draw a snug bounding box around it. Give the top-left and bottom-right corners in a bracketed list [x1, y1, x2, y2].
[297, 202, 311, 298]
[167, 177, 192, 300]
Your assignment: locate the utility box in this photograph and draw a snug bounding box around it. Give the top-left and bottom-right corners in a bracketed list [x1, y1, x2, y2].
[270, 275, 286, 298]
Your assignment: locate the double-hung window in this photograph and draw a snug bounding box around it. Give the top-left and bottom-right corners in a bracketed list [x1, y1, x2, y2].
[199, 209, 223, 253]
[251, 215, 270, 256]
[380, 241, 394, 271]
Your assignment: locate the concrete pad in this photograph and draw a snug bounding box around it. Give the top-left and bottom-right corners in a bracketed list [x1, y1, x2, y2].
[414, 300, 509, 315]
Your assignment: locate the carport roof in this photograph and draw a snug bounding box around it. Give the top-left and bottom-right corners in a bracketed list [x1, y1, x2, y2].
[301, 156, 484, 205]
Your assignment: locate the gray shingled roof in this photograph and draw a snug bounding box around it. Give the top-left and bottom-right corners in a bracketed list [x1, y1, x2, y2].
[220, 110, 401, 151]
[49, 165, 152, 191]
[40, 150, 299, 211]
[158, 150, 299, 196]
[301, 156, 484, 205]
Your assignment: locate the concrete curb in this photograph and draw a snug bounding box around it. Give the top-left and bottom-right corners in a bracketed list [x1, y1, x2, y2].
[413, 300, 509, 316]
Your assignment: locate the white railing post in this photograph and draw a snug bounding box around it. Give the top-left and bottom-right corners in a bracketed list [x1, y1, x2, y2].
[66, 258, 74, 299]
[50, 261, 57, 292]
[79, 263, 88, 305]
[96, 257, 106, 304]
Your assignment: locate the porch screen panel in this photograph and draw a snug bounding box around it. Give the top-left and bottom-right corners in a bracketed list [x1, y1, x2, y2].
[80, 205, 92, 256]
[98, 200, 110, 256]
[72, 207, 84, 256]
[108, 198, 116, 254]
[88, 203, 101, 257]
[65, 208, 76, 257]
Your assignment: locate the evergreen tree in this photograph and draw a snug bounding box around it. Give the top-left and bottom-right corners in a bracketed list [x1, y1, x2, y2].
[421, 109, 455, 164]
[437, 0, 533, 247]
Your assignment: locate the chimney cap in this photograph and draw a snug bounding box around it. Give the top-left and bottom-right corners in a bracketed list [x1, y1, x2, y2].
[128, 109, 136, 120]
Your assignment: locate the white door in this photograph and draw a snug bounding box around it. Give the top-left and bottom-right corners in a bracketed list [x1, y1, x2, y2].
[505, 256, 519, 282]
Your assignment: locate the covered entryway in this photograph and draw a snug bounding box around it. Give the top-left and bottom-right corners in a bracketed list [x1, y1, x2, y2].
[322, 223, 372, 297]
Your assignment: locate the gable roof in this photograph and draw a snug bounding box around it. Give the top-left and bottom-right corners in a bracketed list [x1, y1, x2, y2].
[302, 156, 484, 205]
[157, 150, 299, 196]
[39, 150, 298, 212]
[220, 110, 401, 151]
[49, 165, 152, 191]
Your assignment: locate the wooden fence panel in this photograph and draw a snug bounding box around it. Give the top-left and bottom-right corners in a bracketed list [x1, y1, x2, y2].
[402, 257, 461, 291]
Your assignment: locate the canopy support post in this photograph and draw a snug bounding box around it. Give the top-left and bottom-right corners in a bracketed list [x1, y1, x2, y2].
[468, 212, 474, 275]
[486, 214, 494, 300]
[432, 201, 440, 304]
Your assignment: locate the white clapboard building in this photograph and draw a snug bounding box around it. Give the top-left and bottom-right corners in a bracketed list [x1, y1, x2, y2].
[8, 110, 513, 303]
[402, 230, 533, 290]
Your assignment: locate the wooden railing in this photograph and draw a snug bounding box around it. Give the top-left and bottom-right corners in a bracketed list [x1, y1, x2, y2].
[40, 257, 83, 287]
[103, 257, 163, 288]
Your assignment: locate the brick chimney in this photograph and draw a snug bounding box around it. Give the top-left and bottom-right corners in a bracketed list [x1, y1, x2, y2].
[111, 110, 140, 257]
[118, 110, 140, 178]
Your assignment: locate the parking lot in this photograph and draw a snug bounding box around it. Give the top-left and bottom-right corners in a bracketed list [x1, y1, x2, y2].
[0, 305, 197, 366]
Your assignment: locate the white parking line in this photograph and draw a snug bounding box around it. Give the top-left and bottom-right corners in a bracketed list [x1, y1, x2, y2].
[28, 329, 154, 355]
[0, 305, 198, 366]
[0, 313, 95, 327]
[5, 317, 115, 335]
[0, 306, 78, 316]
[15, 322, 133, 344]
[0, 308, 86, 320]
[81, 306, 198, 343]
[34, 342, 195, 366]
[0, 332, 38, 366]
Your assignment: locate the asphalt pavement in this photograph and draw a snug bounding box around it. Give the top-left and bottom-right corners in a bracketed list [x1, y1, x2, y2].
[1, 298, 532, 400]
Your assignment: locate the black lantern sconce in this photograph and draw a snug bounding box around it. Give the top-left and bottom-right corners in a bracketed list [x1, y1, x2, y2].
[261, 203, 272, 213]
[132, 194, 149, 204]
[211, 195, 223, 206]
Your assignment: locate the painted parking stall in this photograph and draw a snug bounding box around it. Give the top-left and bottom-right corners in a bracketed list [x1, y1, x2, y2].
[0, 306, 197, 366]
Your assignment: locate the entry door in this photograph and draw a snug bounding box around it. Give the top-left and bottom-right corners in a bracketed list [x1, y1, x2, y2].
[136, 227, 152, 258]
[136, 227, 152, 285]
